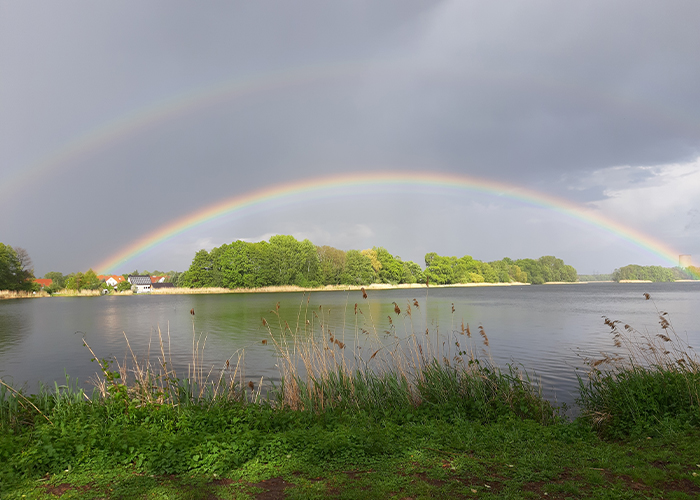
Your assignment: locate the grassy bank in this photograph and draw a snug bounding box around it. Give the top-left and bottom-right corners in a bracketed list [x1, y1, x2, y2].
[1, 293, 699, 498]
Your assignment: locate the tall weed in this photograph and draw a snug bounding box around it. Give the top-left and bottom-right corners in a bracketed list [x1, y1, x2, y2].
[577, 293, 700, 437]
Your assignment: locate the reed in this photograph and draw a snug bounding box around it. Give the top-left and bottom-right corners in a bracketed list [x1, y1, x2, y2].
[53, 289, 103, 297]
[83, 324, 253, 408]
[577, 293, 700, 437]
[0, 290, 49, 300]
[264, 293, 558, 424]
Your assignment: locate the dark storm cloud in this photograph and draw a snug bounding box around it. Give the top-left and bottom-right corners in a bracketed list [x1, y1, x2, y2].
[353, 0, 700, 184]
[1, 0, 699, 274]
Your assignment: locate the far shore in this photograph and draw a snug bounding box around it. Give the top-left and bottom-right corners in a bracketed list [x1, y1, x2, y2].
[147, 281, 532, 295]
[2, 278, 699, 300]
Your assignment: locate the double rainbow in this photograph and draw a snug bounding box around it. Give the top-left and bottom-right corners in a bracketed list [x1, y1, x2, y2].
[95, 171, 690, 276]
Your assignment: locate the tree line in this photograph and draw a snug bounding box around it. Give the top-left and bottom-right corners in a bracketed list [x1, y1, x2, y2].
[612, 264, 700, 282]
[176, 235, 580, 288]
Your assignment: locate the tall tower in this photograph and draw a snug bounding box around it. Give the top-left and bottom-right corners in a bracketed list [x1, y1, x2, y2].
[679, 255, 692, 268]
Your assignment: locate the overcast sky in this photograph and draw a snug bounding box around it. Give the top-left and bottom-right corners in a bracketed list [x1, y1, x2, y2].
[1, 0, 699, 276]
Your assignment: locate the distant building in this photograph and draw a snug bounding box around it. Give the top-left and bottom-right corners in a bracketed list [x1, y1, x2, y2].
[128, 275, 152, 293]
[106, 275, 126, 288]
[680, 255, 693, 268]
[150, 276, 166, 284]
[34, 278, 52, 289]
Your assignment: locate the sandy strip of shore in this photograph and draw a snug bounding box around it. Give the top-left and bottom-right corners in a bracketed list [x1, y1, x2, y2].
[147, 281, 532, 295]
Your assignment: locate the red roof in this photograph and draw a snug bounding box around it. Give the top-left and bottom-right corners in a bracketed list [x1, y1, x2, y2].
[100, 275, 125, 283]
[35, 279, 53, 288]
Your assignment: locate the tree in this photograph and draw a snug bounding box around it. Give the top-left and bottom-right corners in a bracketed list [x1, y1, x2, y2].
[266, 235, 319, 286]
[179, 250, 216, 288]
[218, 241, 263, 288]
[65, 269, 101, 290]
[402, 260, 425, 284]
[375, 247, 403, 284]
[341, 250, 376, 285]
[317, 245, 346, 285]
[613, 264, 675, 282]
[81, 269, 101, 290]
[44, 271, 66, 289]
[515, 258, 545, 284]
[361, 249, 382, 275]
[0, 243, 34, 291]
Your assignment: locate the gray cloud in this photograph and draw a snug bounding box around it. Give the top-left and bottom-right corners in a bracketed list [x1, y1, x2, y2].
[1, 0, 699, 275]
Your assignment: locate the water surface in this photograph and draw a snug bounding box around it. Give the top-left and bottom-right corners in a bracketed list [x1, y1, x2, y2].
[1, 282, 698, 405]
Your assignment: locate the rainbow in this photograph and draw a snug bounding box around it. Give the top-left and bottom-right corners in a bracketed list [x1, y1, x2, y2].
[0, 62, 366, 202]
[95, 171, 693, 276]
[3, 61, 699, 204]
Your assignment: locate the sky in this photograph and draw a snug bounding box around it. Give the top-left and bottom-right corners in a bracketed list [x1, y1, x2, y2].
[1, 0, 699, 276]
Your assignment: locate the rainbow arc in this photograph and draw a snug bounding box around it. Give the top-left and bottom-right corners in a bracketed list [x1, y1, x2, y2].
[95, 171, 692, 277]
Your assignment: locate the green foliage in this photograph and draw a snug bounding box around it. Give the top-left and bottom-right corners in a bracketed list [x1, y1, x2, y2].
[43, 271, 66, 288]
[514, 256, 577, 284]
[177, 236, 577, 289]
[316, 245, 346, 285]
[267, 235, 318, 286]
[577, 274, 613, 281]
[340, 250, 375, 285]
[0, 243, 34, 291]
[179, 250, 217, 288]
[116, 280, 134, 292]
[402, 260, 425, 284]
[64, 269, 101, 291]
[422, 253, 554, 285]
[578, 365, 700, 439]
[375, 247, 403, 284]
[612, 264, 685, 282]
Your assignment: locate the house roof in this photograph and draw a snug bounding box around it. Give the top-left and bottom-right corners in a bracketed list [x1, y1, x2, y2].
[100, 275, 125, 283]
[128, 275, 152, 286]
[35, 279, 53, 287]
[150, 276, 166, 283]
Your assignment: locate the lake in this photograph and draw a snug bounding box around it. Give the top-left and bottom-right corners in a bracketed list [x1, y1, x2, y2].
[1, 282, 698, 406]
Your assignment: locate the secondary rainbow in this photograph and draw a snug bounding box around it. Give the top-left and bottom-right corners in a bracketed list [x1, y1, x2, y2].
[0, 61, 366, 202]
[95, 171, 690, 275]
[3, 61, 699, 204]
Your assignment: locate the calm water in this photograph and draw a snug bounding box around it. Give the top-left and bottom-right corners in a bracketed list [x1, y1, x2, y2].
[1, 283, 698, 405]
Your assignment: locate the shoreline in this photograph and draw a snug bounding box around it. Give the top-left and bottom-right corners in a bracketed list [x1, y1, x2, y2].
[3, 279, 699, 300]
[146, 281, 533, 295]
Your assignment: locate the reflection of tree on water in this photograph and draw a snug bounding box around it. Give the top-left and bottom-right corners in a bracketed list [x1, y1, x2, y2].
[0, 302, 33, 353]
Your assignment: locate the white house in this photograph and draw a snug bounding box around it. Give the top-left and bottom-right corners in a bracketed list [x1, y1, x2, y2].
[105, 275, 126, 288]
[127, 275, 152, 293]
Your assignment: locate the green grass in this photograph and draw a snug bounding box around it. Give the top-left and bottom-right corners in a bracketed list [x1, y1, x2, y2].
[2, 401, 700, 498]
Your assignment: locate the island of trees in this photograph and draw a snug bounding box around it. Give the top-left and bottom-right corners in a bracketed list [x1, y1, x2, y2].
[176, 235, 579, 288]
[611, 264, 700, 282]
